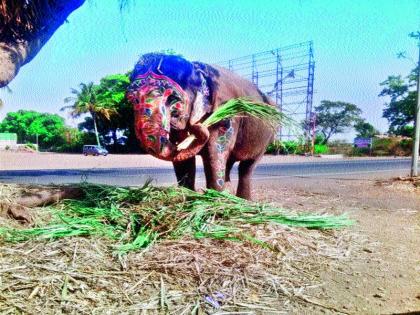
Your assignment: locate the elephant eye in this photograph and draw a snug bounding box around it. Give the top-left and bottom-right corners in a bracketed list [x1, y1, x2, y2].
[166, 94, 178, 105]
[166, 96, 179, 117]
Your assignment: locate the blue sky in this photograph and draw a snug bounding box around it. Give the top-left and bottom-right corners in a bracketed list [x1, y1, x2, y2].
[1, 0, 419, 139]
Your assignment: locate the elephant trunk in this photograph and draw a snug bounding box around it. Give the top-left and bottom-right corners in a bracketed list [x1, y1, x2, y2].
[154, 140, 177, 161]
[134, 114, 176, 161]
[131, 90, 209, 161]
[173, 123, 210, 162]
[136, 121, 209, 162]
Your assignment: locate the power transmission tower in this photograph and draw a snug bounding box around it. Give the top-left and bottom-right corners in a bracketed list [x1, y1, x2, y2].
[218, 41, 315, 142]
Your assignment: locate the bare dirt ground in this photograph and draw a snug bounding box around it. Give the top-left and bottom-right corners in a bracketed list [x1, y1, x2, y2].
[252, 176, 420, 314]
[0, 170, 419, 314]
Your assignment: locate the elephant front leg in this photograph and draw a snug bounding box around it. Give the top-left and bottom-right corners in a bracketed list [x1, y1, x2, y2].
[221, 156, 236, 194]
[173, 157, 196, 190]
[202, 153, 227, 191]
[202, 121, 235, 191]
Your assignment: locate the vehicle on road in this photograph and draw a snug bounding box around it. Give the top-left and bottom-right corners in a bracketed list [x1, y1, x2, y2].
[83, 145, 108, 156]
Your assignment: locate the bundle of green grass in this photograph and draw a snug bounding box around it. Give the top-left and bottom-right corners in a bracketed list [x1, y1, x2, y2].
[0, 183, 353, 253]
[178, 97, 293, 150]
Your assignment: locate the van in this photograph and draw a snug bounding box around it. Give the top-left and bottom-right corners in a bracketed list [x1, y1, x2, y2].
[83, 145, 108, 156]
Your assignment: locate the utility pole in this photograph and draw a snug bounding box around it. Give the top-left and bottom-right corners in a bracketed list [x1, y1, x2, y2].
[310, 112, 316, 155]
[410, 31, 420, 177]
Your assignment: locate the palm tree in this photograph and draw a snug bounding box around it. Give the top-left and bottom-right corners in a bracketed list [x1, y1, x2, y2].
[62, 82, 117, 147]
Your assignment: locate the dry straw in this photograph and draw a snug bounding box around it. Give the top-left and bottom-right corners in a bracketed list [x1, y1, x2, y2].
[0, 183, 360, 313]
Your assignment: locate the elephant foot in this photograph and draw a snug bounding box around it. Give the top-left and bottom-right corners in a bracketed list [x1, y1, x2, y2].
[236, 159, 258, 201]
[223, 181, 235, 195]
[236, 190, 251, 200]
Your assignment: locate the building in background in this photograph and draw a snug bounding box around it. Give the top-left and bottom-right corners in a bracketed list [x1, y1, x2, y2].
[0, 133, 17, 149]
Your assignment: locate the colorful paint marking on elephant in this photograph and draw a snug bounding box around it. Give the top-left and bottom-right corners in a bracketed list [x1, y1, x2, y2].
[127, 71, 189, 159]
[215, 120, 234, 187]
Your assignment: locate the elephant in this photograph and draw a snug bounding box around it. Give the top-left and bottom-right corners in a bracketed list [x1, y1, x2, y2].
[126, 53, 275, 200]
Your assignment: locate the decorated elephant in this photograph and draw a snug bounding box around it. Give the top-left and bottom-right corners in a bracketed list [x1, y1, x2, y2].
[126, 53, 275, 200]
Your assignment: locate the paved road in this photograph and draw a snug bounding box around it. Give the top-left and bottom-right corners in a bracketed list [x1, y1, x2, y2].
[0, 158, 414, 186]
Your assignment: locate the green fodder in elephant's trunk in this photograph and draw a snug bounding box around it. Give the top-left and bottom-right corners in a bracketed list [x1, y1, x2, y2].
[0, 182, 353, 253]
[177, 98, 294, 150]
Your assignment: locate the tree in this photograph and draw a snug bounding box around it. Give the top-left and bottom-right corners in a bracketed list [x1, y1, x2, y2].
[95, 73, 136, 150]
[0, 0, 85, 87]
[0, 110, 38, 143]
[0, 110, 66, 149]
[354, 119, 379, 138]
[0, 1, 130, 88]
[27, 114, 67, 148]
[63, 73, 139, 153]
[314, 100, 362, 143]
[379, 69, 418, 136]
[62, 82, 118, 147]
[78, 72, 142, 153]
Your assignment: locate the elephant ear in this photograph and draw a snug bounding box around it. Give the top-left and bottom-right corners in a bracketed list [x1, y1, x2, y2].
[189, 64, 212, 125]
[191, 63, 243, 112]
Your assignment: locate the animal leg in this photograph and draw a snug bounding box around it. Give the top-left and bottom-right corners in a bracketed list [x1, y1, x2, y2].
[237, 159, 258, 200]
[224, 156, 236, 193]
[202, 121, 235, 191]
[172, 156, 196, 190]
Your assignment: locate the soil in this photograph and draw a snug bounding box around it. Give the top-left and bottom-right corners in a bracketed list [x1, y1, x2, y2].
[253, 176, 420, 314]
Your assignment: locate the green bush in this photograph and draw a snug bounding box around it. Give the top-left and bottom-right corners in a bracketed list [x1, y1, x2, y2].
[314, 144, 329, 154]
[266, 139, 331, 155]
[282, 140, 300, 154]
[314, 133, 326, 145]
[54, 131, 96, 153]
[266, 140, 283, 155]
[350, 147, 371, 156]
[372, 137, 410, 156]
[399, 138, 413, 151]
[372, 138, 394, 152]
[55, 143, 83, 153]
[266, 140, 305, 155]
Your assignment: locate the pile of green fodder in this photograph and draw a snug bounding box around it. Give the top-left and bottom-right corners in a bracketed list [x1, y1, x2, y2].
[0, 182, 353, 253]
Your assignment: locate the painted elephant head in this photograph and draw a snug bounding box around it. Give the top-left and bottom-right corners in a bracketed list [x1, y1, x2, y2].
[126, 54, 216, 161]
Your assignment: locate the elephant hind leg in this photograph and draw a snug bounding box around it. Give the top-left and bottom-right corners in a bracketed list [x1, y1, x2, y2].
[237, 159, 258, 200]
[173, 157, 196, 190]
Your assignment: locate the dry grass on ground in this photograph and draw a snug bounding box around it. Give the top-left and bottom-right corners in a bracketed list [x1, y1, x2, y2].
[0, 183, 359, 314]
